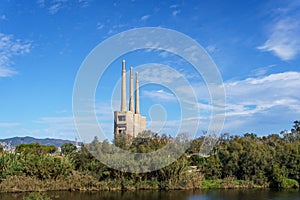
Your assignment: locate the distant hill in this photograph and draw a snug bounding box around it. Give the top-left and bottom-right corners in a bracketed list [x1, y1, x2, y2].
[0, 136, 78, 147]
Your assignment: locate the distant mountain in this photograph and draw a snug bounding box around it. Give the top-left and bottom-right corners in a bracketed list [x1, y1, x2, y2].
[0, 136, 78, 147]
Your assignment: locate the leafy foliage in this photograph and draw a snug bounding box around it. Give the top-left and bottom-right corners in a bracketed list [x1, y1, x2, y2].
[60, 143, 77, 155]
[188, 121, 300, 188]
[0, 121, 299, 190]
[15, 143, 57, 155]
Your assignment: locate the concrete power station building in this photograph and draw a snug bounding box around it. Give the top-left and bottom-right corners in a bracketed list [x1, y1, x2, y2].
[114, 60, 146, 138]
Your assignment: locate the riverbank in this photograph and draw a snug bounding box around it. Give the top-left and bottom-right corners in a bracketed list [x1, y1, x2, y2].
[1, 173, 297, 193]
[1, 130, 299, 193]
[1, 188, 300, 200]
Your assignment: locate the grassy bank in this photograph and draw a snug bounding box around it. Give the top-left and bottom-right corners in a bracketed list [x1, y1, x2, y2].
[2, 173, 296, 193]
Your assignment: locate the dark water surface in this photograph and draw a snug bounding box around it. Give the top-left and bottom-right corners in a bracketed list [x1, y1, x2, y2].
[1, 189, 299, 200]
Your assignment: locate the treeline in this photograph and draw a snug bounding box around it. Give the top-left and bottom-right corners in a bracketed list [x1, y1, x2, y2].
[188, 121, 300, 188]
[189, 133, 299, 189]
[0, 121, 299, 192]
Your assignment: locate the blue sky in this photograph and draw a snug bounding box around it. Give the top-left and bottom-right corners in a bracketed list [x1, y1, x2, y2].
[0, 0, 300, 141]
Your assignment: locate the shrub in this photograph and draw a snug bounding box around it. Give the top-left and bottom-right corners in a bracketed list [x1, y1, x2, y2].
[281, 178, 299, 189]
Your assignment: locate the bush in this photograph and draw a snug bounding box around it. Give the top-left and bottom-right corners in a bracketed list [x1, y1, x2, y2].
[201, 179, 222, 189]
[281, 178, 299, 189]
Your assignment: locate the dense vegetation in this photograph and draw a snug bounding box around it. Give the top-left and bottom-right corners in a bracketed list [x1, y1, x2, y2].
[0, 121, 299, 192]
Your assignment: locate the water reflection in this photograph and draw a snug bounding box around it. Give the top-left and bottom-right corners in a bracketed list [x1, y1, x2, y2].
[0, 189, 299, 200]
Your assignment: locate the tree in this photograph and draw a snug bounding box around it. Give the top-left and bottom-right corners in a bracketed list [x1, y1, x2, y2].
[61, 143, 77, 155]
[15, 143, 57, 155]
[291, 120, 300, 140]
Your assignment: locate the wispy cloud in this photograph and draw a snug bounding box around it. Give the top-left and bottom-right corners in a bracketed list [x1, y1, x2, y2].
[250, 64, 275, 77]
[78, 0, 90, 8]
[174, 71, 300, 134]
[206, 45, 217, 53]
[169, 3, 180, 17]
[37, 0, 67, 14]
[3, 71, 298, 139]
[138, 65, 182, 84]
[119, 63, 300, 135]
[169, 4, 179, 9]
[37, 0, 90, 14]
[104, 23, 129, 36]
[34, 116, 79, 139]
[47, 0, 69, 14]
[172, 10, 181, 16]
[0, 122, 20, 128]
[96, 22, 104, 30]
[258, 17, 300, 61]
[48, 3, 63, 14]
[257, 3, 300, 61]
[142, 90, 177, 102]
[140, 15, 150, 21]
[17, 105, 112, 141]
[36, 0, 45, 7]
[222, 71, 300, 133]
[0, 33, 31, 77]
[226, 71, 300, 111]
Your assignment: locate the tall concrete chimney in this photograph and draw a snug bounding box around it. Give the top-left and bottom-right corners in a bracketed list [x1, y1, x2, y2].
[121, 60, 126, 112]
[129, 67, 134, 112]
[135, 72, 140, 114]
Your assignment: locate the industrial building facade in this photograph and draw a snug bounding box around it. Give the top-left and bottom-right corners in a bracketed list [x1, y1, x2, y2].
[114, 60, 146, 137]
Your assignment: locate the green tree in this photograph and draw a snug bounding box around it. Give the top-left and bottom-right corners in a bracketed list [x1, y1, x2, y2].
[15, 143, 57, 155]
[60, 143, 77, 155]
[291, 120, 300, 140]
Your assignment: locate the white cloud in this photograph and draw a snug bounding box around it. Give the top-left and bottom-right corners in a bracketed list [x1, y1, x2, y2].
[183, 45, 200, 62]
[258, 18, 300, 60]
[78, 0, 90, 7]
[250, 64, 275, 77]
[96, 22, 104, 30]
[142, 90, 177, 102]
[206, 45, 217, 53]
[34, 116, 79, 139]
[170, 4, 179, 9]
[172, 10, 180, 16]
[158, 51, 175, 58]
[170, 3, 180, 16]
[138, 65, 182, 84]
[30, 105, 113, 141]
[37, 116, 73, 124]
[3, 68, 299, 139]
[48, 2, 64, 14]
[0, 33, 31, 77]
[56, 70, 300, 136]
[140, 15, 150, 21]
[221, 71, 300, 133]
[36, 0, 69, 14]
[176, 71, 300, 134]
[250, 71, 298, 84]
[0, 122, 20, 128]
[147, 119, 200, 137]
[37, 0, 90, 14]
[49, 5, 60, 14]
[95, 102, 114, 122]
[257, 3, 300, 61]
[226, 71, 300, 104]
[36, 0, 45, 7]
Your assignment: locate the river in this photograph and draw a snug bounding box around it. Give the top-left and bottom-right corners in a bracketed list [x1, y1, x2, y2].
[1, 189, 299, 199]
